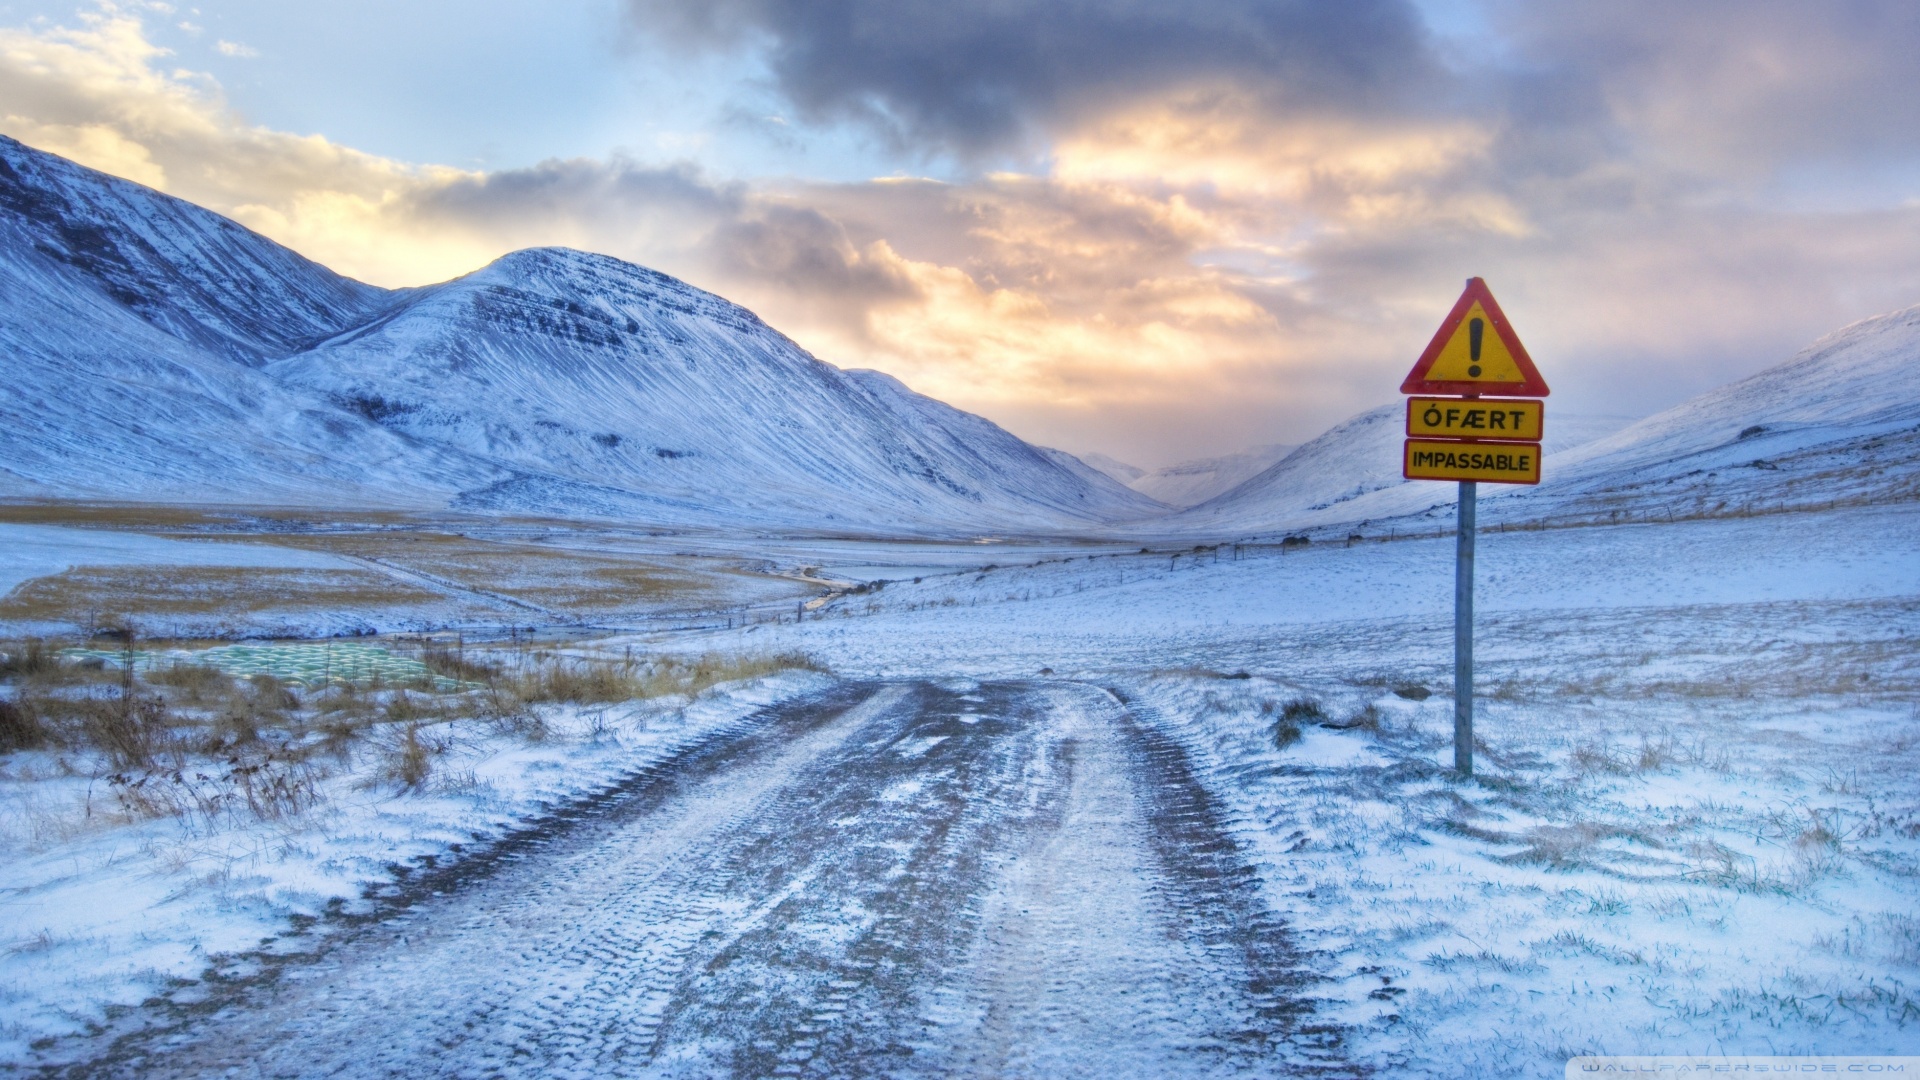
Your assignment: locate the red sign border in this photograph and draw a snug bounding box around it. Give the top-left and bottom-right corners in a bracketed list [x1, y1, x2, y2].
[1399, 278, 1550, 397]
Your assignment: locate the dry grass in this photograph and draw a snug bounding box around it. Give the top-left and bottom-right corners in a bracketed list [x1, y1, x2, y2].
[0, 500, 436, 531]
[419, 646, 502, 683]
[265, 533, 755, 615]
[380, 723, 435, 790]
[0, 698, 45, 752]
[0, 639, 65, 679]
[0, 502, 237, 530]
[2, 635, 824, 823]
[0, 566, 444, 624]
[0, 516, 809, 629]
[498, 650, 825, 707]
[145, 661, 235, 703]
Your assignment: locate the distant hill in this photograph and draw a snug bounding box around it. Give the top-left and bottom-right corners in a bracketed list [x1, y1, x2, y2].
[1167, 298, 1920, 538]
[1169, 405, 1633, 533]
[1080, 453, 1146, 486]
[1074, 444, 1301, 508]
[1500, 301, 1920, 522]
[1134, 445, 1299, 508]
[0, 135, 1161, 534]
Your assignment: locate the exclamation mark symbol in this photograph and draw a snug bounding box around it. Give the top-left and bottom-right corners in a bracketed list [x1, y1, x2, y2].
[1467, 318, 1484, 378]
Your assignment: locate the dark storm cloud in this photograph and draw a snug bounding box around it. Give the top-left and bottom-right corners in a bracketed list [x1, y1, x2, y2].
[394, 155, 924, 336]
[709, 203, 920, 304]
[412, 156, 746, 227]
[1495, 0, 1920, 171]
[625, 0, 1444, 155]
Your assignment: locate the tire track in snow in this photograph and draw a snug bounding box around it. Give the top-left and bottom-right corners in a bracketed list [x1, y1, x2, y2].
[52, 680, 1347, 1078]
[55, 682, 897, 1078]
[923, 683, 1348, 1078]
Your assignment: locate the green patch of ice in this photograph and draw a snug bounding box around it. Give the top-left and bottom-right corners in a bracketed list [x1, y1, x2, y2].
[62, 641, 461, 689]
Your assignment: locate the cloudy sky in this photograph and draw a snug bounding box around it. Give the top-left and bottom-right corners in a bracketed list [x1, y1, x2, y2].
[3, 0, 1919, 466]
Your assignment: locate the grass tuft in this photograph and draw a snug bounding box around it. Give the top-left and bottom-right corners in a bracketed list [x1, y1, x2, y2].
[0, 698, 46, 751]
[0, 638, 64, 679]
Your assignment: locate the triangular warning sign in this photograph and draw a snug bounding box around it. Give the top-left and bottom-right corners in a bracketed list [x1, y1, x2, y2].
[1400, 278, 1549, 396]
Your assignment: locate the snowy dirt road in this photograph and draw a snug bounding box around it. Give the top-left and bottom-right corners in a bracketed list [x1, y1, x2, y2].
[55, 681, 1347, 1079]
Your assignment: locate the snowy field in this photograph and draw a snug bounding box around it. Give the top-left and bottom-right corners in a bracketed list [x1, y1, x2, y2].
[1, 502, 1917, 1073]
[0, 664, 835, 1063]
[0, 518, 820, 638]
[0, 524, 354, 598]
[642, 502, 1920, 1069]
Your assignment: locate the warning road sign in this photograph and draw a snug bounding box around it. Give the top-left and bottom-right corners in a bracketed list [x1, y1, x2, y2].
[1400, 278, 1550, 397]
[1406, 397, 1543, 441]
[1403, 439, 1541, 484]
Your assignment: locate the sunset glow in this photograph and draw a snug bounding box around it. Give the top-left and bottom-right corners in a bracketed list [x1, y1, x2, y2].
[5, 0, 1919, 466]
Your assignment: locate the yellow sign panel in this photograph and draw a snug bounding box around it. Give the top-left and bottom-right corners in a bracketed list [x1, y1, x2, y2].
[1422, 301, 1526, 384]
[1403, 439, 1541, 484]
[1406, 397, 1543, 441]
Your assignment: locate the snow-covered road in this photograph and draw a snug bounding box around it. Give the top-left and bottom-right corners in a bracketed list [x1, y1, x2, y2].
[62, 681, 1345, 1078]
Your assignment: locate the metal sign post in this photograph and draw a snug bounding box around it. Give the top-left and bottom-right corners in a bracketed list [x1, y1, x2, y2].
[1454, 479, 1475, 776]
[1398, 278, 1549, 778]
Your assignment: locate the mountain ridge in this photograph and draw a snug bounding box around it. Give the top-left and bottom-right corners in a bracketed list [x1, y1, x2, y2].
[0, 135, 1160, 534]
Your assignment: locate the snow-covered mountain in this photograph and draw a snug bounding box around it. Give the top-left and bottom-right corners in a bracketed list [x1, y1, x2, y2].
[1169, 297, 1920, 537]
[1080, 452, 1145, 487]
[0, 136, 497, 507]
[1077, 443, 1304, 508]
[1169, 405, 1633, 532]
[1499, 301, 1920, 521]
[1093, 444, 1301, 508]
[0, 135, 1159, 533]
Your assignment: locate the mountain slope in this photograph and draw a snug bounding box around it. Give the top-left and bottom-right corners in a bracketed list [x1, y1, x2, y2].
[0, 136, 500, 507]
[1165, 299, 1920, 538]
[1494, 301, 1920, 521]
[1128, 444, 1298, 508]
[1168, 405, 1633, 533]
[0, 135, 1162, 533]
[267, 249, 1165, 531]
[1080, 453, 1145, 486]
[0, 135, 393, 365]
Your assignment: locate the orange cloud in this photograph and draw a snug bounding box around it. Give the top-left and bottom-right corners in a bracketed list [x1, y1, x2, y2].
[6, 5, 1920, 469]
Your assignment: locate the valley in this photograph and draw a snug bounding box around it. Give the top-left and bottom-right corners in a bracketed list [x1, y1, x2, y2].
[2, 132, 1918, 1075]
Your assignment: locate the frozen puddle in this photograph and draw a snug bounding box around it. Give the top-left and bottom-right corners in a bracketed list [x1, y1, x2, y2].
[59, 681, 1343, 1078]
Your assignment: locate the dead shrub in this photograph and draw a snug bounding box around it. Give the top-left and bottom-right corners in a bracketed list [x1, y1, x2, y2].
[506, 650, 823, 707]
[1635, 737, 1675, 772]
[1570, 741, 1629, 775]
[248, 674, 301, 711]
[0, 638, 63, 679]
[81, 693, 173, 769]
[227, 753, 320, 819]
[421, 646, 500, 683]
[1280, 698, 1326, 724]
[1324, 703, 1382, 731]
[383, 724, 433, 790]
[107, 752, 318, 827]
[507, 657, 646, 705]
[0, 698, 46, 752]
[146, 662, 234, 703]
